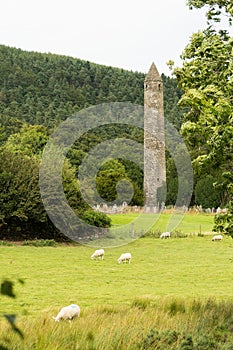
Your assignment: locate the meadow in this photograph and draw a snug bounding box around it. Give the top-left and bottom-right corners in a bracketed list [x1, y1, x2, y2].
[1, 213, 233, 349]
[109, 211, 214, 235]
[91, 211, 215, 247]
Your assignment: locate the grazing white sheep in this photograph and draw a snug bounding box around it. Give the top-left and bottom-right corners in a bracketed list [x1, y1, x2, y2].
[212, 234, 223, 241]
[118, 253, 131, 264]
[160, 231, 171, 239]
[91, 248, 105, 260]
[53, 304, 80, 322]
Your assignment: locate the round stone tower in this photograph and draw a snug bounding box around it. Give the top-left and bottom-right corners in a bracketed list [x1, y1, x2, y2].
[144, 63, 166, 208]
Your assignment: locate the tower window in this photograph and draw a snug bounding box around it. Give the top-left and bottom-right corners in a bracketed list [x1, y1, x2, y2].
[158, 84, 161, 91]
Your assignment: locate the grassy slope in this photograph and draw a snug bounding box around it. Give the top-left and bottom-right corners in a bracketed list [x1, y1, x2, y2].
[1, 235, 232, 319]
[1, 213, 233, 349]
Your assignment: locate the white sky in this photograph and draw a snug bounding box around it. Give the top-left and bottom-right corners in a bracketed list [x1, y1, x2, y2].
[0, 0, 232, 75]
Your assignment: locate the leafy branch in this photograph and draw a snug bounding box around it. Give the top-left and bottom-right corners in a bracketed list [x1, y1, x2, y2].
[0, 279, 25, 349]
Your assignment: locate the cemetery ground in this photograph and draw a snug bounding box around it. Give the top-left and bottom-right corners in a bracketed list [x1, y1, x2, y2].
[1, 212, 233, 349]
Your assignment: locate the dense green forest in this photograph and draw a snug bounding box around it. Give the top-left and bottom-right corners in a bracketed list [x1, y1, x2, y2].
[0, 44, 183, 130]
[0, 36, 231, 240]
[0, 45, 184, 240]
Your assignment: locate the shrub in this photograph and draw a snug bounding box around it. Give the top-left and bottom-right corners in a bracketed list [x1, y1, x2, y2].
[172, 230, 188, 238]
[178, 335, 194, 350]
[81, 210, 111, 228]
[195, 175, 221, 209]
[138, 329, 180, 349]
[166, 299, 186, 316]
[213, 201, 233, 238]
[190, 299, 202, 313]
[131, 297, 151, 310]
[22, 239, 58, 247]
[0, 241, 14, 246]
[137, 328, 159, 349]
[141, 229, 161, 238]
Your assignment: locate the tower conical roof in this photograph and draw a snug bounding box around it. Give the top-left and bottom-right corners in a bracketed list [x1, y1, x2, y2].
[145, 62, 162, 81]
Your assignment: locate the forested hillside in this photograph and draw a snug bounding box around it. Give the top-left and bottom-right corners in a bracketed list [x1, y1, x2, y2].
[0, 45, 185, 241]
[0, 44, 225, 240]
[0, 45, 183, 131]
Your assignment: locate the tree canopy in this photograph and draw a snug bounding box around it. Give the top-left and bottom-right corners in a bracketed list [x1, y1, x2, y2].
[172, 8, 232, 205]
[0, 45, 183, 129]
[187, 0, 233, 24]
[172, 0, 233, 235]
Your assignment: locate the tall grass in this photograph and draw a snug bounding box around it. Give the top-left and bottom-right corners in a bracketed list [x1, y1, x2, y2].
[1, 298, 233, 349]
[1, 218, 233, 349]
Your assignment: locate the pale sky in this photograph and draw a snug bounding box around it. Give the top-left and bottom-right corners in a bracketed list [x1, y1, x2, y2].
[0, 0, 231, 75]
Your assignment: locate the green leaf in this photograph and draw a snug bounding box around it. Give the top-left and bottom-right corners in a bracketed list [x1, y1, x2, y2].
[4, 314, 24, 339]
[0, 280, 16, 298]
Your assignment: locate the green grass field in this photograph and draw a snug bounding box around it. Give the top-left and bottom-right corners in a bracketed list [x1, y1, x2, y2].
[92, 212, 215, 247]
[1, 213, 233, 349]
[109, 212, 214, 233]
